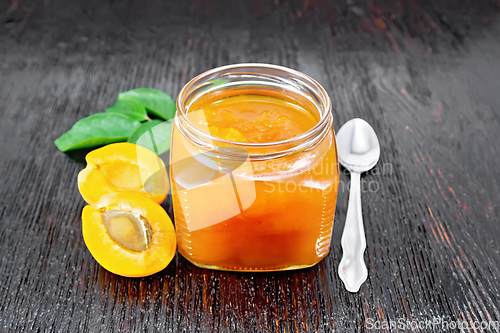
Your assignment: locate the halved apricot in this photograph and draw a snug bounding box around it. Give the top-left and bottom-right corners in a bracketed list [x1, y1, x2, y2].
[78, 142, 169, 205]
[82, 192, 176, 277]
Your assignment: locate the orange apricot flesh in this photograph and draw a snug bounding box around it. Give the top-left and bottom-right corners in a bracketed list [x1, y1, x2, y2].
[78, 142, 169, 205]
[208, 126, 249, 143]
[82, 192, 176, 277]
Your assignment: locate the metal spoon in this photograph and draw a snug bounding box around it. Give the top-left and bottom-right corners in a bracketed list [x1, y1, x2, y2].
[336, 118, 380, 293]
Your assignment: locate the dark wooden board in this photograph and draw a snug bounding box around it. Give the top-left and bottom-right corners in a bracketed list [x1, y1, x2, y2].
[1, 0, 499, 332]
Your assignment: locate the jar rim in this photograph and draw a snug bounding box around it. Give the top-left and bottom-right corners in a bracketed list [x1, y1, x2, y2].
[175, 63, 332, 149]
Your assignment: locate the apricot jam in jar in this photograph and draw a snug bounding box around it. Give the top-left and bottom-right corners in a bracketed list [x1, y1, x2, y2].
[171, 64, 339, 271]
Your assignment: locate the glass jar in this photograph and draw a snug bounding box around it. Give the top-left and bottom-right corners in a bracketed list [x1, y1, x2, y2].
[171, 63, 339, 271]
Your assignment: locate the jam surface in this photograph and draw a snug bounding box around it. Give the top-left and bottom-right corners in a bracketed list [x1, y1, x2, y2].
[190, 95, 317, 143]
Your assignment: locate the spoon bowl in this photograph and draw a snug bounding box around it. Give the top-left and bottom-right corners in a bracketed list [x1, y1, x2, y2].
[337, 118, 380, 173]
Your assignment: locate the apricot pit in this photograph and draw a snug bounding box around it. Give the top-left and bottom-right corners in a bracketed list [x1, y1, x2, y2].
[101, 210, 152, 252]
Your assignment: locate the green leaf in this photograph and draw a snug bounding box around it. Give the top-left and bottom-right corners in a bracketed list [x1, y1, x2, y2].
[105, 98, 148, 122]
[118, 88, 176, 121]
[127, 119, 174, 156]
[54, 113, 140, 152]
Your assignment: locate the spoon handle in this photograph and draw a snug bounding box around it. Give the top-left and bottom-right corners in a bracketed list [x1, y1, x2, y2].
[338, 171, 368, 293]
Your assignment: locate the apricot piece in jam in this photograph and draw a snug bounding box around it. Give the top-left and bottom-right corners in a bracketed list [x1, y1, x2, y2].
[208, 126, 249, 143]
[82, 192, 176, 277]
[78, 142, 169, 205]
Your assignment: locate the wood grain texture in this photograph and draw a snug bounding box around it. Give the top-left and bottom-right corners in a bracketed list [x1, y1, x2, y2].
[1, 0, 499, 332]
